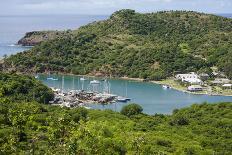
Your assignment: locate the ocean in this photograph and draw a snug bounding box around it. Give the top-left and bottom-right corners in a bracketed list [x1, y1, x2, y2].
[0, 13, 231, 57]
[39, 74, 232, 114]
[0, 14, 108, 57]
[0, 13, 232, 114]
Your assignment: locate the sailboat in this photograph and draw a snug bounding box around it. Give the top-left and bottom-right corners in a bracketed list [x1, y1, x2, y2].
[125, 82, 131, 101]
[80, 76, 86, 81]
[117, 81, 131, 102]
[35, 74, 39, 79]
[90, 80, 100, 85]
[47, 72, 58, 81]
[80, 68, 87, 81]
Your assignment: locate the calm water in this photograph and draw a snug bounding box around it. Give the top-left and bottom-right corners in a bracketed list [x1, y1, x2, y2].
[1, 14, 232, 114]
[38, 74, 232, 114]
[0, 15, 108, 57]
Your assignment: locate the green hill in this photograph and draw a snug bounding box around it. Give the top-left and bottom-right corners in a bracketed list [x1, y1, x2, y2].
[17, 31, 66, 46]
[1, 99, 231, 154]
[3, 10, 232, 79]
[0, 73, 231, 154]
[0, 72, 54, 103]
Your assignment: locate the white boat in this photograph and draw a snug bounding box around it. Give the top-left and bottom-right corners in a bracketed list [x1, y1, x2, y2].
[80, 77, 86, 81]
[35, 75, 39, 79]
[47, 77, 54, 80]
[117, 96, 128, 102]
[90, 80, 100, 85]
[47, 77, 58, 81]
[162, 85, 171, 89]
[117, 82, 131, 102]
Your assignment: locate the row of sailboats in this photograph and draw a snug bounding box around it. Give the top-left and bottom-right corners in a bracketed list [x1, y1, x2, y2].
[35, 74, 131, 103]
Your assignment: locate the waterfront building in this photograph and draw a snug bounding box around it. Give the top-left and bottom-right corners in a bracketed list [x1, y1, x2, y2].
[211, 78, 231, 85]
[175, 72, 203, 85]
[187, 85, 203, 92]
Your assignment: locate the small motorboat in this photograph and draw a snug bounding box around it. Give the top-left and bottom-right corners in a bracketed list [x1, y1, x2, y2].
[117, 96, 128, 102]
[47, 77, 54, 80]
[162, 85, 171, 89]
[80, 77, 86, 81]
[47, 77, 58, 81]
[90, 80, 100, 85]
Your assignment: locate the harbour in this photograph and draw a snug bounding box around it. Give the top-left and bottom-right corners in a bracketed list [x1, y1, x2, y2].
[44, 75, 131, 109]
[37, 74, 232, 114]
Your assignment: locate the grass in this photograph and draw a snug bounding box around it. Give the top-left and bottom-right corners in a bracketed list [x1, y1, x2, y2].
[152, 78, 232, 96]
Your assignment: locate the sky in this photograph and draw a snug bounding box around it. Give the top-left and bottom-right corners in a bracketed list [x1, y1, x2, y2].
[0, 0, 231, 15]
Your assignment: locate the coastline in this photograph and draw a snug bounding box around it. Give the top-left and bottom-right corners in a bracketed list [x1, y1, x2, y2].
[151, 80, 232, 97]
[37, 72, 232, 97]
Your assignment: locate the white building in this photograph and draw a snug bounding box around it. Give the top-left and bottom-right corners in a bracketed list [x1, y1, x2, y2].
[211, 78, 231, 85]
[187, 85, 203, 92]
[175, 72, 203, 85]
[222, 84, 232, 89]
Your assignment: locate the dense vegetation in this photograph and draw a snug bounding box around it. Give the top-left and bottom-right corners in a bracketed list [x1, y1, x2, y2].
[0, 99, 231, 154]
[17, 31, 67, 46]
[0, 73, 231, 154]
[0, 72, 54, 103]
[3, 10, 232, 80]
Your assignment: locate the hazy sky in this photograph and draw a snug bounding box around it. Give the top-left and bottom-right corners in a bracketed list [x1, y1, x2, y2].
[0, 0, 231, 15]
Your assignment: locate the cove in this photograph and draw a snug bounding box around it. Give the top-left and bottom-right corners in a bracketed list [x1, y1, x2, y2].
[38, 74, 232, 114]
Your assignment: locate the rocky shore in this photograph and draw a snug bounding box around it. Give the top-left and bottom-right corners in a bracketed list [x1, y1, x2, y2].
[18, 31, 65, 46]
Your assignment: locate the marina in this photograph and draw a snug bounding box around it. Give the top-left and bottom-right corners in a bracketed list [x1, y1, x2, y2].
[38, 74, 232, 114]
[46, 75, 131, 109]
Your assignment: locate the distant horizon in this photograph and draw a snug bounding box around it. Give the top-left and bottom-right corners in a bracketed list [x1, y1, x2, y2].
[1, 10, 232, 17]
[1, 0, 232, 16]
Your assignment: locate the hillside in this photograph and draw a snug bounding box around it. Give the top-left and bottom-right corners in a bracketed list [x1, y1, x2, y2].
[0, 72, 54, 103]
[0, 73, 231, 154]
[3, 10, 232, 79]
[1, 99, 231, 154]
[17, 30, 69, 46]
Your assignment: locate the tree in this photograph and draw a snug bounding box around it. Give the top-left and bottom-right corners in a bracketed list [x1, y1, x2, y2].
[121, 103, 143, 117]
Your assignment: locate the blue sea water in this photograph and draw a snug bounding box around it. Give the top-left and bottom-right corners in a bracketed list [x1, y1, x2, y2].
[1, 14, 232, 114]
[218, 13, 232, 18]
[38, 74, 232, 114]
[0, 14, 108, 57]
[0, 13, 231, 57]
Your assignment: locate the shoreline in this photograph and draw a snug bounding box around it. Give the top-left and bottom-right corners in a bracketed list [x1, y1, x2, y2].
[37, 72, 232, 97]
[151, 80, 232, 97]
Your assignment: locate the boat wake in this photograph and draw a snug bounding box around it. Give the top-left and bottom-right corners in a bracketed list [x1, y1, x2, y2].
[7, 44, 17, 47]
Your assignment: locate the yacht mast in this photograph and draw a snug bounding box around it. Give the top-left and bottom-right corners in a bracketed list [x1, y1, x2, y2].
[72, 77, 75, 90]
[62, 76, 64, 93]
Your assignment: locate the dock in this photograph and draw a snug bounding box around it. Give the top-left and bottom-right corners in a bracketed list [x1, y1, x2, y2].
[49, 88, 129, 108]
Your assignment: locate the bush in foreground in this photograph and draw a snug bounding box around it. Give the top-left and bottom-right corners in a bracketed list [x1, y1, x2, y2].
[121, 103, 143, 117]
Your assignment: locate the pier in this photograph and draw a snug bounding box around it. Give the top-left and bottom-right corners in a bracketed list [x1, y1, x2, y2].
[48, 78, 131, 108]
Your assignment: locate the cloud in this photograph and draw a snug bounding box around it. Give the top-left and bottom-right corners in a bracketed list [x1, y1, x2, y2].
[0, 0, 231, 15]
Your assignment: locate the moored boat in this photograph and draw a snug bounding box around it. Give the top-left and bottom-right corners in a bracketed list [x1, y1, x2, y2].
[90, 80, 100, 84]
[80, 77, 86, 81]
[162, 85, 171, 89]
[117, 96, 128, 102]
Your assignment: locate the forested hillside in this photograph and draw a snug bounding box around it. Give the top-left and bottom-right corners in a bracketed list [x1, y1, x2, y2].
[0, 73, 231, 154]
[0, 99, 231, 154]
[17, 31, 66, 46]
[0, 73, 54, 103]
[3, 10, 232, 79]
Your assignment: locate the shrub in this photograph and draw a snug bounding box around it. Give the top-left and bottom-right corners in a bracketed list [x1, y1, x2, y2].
[120, 103, 143, 117]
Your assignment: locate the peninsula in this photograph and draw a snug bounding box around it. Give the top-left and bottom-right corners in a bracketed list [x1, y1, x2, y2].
[2, 9, 232, 95]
